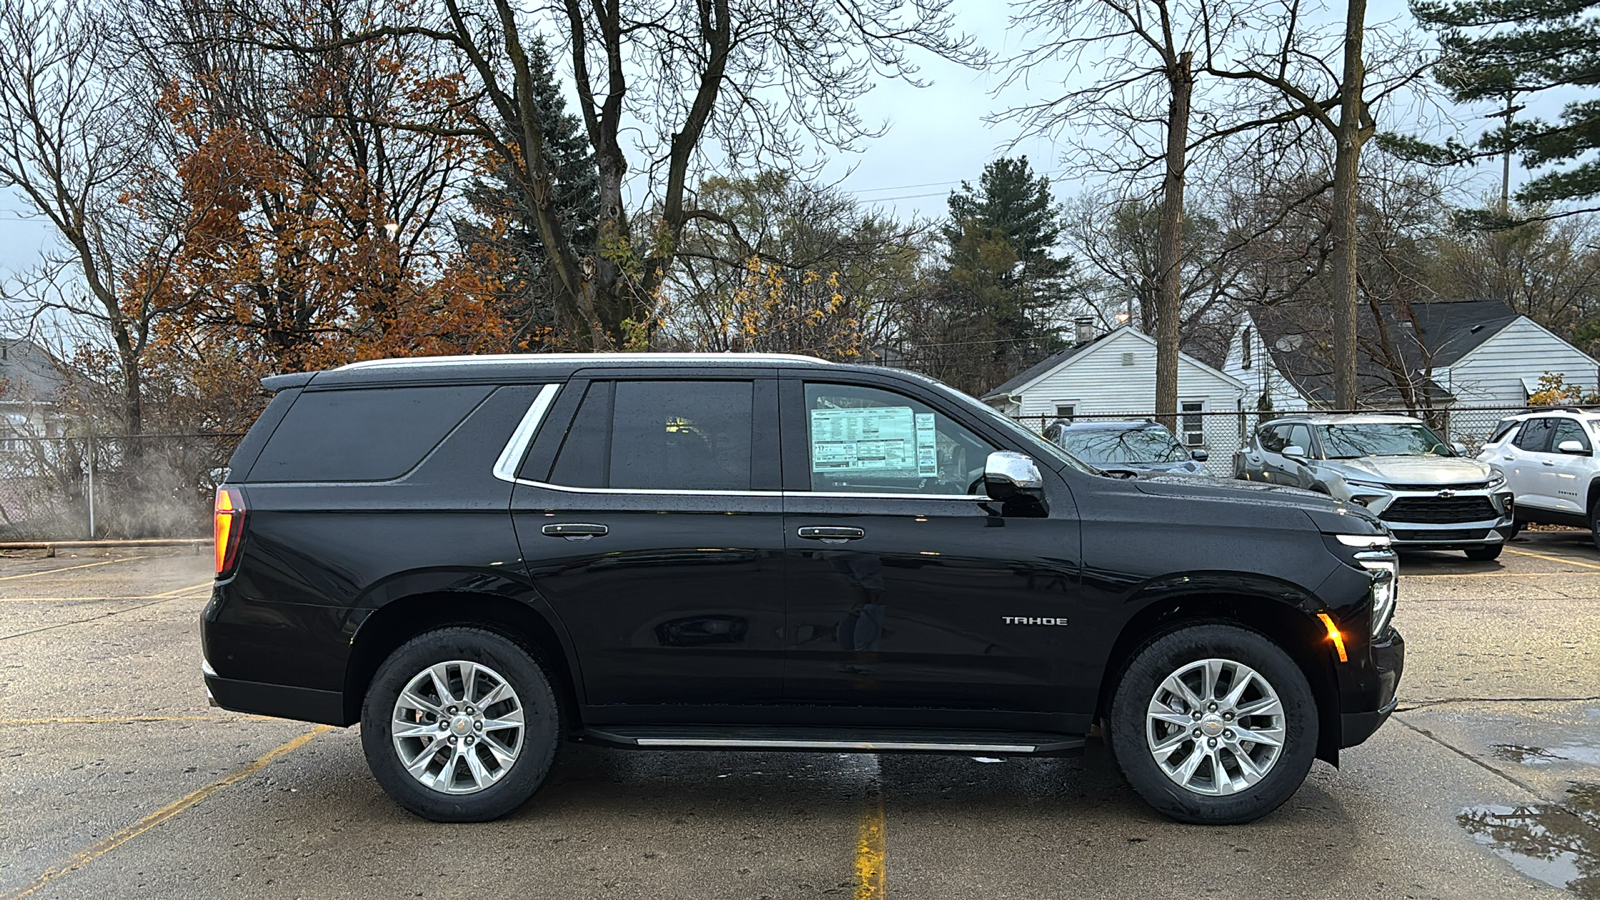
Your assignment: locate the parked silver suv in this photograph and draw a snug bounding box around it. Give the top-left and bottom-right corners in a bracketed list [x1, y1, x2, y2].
[1477, 409, 1600, 548]
[1235, 414, 1513, 559]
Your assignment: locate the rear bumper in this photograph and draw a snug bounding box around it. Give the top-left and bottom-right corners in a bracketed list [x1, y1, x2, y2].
[204, 672, 348, 726]
[1340, 627, 1404, 748]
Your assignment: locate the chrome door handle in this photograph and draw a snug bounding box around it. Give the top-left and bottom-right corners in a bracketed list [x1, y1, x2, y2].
[1502, 455, 1514, 460]
[542, 523, 608, 541]
[797, 526, 866, 544]
[1541, 461, 1556, 467]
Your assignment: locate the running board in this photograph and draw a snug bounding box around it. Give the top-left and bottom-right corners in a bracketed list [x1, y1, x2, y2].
[581, 725, 1084, 755]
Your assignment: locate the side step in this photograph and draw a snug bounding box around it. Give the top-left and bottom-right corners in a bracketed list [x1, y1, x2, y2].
[581, 725, 1084, 755]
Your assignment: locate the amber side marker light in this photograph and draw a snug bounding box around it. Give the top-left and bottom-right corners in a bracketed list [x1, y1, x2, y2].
[214, 487, 245, 577]
[1316, 613, 1348, 663]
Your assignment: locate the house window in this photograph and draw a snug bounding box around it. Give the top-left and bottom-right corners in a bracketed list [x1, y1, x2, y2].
[1181, 401, 1205, 448]
[1241, 328, 1252, 369]
[1121, 352, 1136, 367]
[1054, 403, 1076, 422]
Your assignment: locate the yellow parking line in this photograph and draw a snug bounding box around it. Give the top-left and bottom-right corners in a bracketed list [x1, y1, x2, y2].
[1503, 547, 1600, 571]
[1407, 570, 1600, 578]
[5, 725, 332, 900]
[0, 556, 146, 582]
[0, 715, 277, 726]
[0, 581, 211, 604]
[854, 788, 886, 900]
[151, 580, 213, 598]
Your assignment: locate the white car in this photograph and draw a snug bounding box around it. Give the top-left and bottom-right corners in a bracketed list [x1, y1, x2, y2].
[1477, 410, 1600, 546]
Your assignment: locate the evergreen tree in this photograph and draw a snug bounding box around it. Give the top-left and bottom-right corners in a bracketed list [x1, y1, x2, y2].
[943, 158, 1071, 377]
[454, 36, 599, 347]
[1413, 0, 1600, 208]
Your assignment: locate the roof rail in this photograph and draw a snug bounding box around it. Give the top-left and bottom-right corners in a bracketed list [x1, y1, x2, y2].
[334, 352, 831, 371]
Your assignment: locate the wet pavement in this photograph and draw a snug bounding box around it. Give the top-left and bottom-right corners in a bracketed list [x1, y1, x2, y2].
[1, 534, 1598, 898]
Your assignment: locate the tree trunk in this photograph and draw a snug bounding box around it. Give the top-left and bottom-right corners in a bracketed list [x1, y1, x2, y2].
[1154, 52, 1193, 433]
[1329, 0, 1368, 410]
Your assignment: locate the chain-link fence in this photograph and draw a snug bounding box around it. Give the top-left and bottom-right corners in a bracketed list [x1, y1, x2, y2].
[1008, 405, 1533, 476]
[0, 433, 243, 541]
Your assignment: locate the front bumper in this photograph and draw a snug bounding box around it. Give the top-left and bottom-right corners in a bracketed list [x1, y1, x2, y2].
[1339, 626, 1404, 748]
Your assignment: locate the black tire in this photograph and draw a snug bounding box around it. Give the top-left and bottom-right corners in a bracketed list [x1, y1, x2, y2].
[1592, 505, 1600, 553]
[1464, 544, 1502, 561]
[361, 627, 561, 822]
[1107, 623, 1318, 825]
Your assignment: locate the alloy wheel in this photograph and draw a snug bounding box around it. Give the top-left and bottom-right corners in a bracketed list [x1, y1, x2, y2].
[1144, 657, 1286, 796]
[390, 660, 525, 795]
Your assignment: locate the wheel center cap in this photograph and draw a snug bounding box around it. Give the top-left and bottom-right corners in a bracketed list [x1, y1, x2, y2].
[1201, 716, 1225, 737]
[451, 716, 472, 735]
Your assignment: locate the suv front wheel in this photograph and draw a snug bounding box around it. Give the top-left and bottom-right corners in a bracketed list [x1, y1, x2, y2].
[1108, 623, 1318, 825]
[360, 627, 562, 822]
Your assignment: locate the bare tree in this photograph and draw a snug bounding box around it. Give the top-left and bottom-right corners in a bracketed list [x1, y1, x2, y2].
[0, 0, 188, 434]
[226, 0, 984, 350]
[998, 0, 1291, 429]
[1203, 0, 1433, 408]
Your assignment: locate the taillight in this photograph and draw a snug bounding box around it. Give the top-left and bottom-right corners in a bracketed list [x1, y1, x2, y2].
[214, 487, 246, 577]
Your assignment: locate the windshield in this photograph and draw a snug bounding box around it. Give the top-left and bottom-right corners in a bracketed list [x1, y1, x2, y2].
[1059, 427, 1187, 465]
[1316, 422, 1454, 459]
[921, 379, 1098, 474]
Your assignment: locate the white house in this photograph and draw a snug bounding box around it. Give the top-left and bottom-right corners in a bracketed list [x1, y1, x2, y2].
[0, 337, 69, 453]
[1221, 299, 1600, 411]
[981, 324, 1248, 452]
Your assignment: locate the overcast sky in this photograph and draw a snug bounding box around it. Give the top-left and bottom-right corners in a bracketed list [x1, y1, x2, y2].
[0, 0, 1522, 298]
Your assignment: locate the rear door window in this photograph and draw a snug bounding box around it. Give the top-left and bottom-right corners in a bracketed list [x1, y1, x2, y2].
[547, 380, 756, 491]
[248, 385, 493, 482]
[1514, 418, 1556, 453]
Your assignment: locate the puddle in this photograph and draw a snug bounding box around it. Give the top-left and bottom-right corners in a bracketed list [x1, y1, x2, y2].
[1459, 782, 1600, 898]
[1495, 744, 1600, 767]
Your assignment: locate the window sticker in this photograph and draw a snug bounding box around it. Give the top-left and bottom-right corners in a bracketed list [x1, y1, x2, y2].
[810, 406, 933, 476]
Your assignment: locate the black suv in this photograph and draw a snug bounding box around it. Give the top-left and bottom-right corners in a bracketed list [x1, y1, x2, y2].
[203, 353, 1404, 825]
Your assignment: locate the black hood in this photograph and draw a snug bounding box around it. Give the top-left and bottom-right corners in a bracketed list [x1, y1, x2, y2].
[1128, 474, 1386, 536]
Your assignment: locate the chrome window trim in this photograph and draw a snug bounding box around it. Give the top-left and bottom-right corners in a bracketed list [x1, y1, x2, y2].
[492, 380, 990, 500]
[492, 384, 560, 484]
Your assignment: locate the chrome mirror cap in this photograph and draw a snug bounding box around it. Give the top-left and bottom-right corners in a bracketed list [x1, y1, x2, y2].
[985, 451, 1044, 491]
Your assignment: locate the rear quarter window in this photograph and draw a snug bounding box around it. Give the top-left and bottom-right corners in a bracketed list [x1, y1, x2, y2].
[247, 384, 494, 482]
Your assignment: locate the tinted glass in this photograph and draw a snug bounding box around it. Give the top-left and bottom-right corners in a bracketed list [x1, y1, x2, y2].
[1257, 425, 1287, 453]
[1514, 418, 1555, 453]
[1552, 418, 1591, 452]
[804, 383, 996, 494]
[548, 382, 612, 487]
[1058, 426, 1187, 465]
[1317, 422, 1452, 458]
[249, 385, 493, 482]
[611, 381, 753, 490]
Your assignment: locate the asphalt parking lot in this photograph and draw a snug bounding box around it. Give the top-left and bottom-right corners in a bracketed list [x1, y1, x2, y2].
[1, 536, 1597, 900]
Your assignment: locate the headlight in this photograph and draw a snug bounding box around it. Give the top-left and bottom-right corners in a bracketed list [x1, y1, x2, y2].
[1334, 535, 1397, 636]
[1486, 471, 1506, 490]
[1343, 479, 1386, 490]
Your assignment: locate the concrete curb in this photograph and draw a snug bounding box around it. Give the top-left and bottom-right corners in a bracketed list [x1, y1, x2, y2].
[0, 538, 207, 558]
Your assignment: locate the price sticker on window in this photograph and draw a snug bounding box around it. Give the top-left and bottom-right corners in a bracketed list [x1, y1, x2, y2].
[810, 406, 935, 477]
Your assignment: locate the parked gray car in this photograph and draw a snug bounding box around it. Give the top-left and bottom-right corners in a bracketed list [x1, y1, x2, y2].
[1233, 413, 1513, 559]
[1043, 419, 1210, 475]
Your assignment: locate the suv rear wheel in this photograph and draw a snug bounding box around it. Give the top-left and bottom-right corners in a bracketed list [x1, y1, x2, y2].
[360, 627, 561, 822]
[1108, 623, 1318, 825]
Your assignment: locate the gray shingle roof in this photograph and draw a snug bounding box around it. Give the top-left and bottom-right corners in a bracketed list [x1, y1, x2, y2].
[1244, 299, 1530, 407]
[0, 337, 68, 403]
[981, 332, 1112, 401]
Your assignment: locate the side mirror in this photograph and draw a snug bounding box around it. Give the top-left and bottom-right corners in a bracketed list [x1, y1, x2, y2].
[1557, 439, 1590, 455]
[1190, 448, 1209, 462]
[984, 451, 1044, 501]
[1451, 441, 1469, 456]
[1282, 445, 1307, 461]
